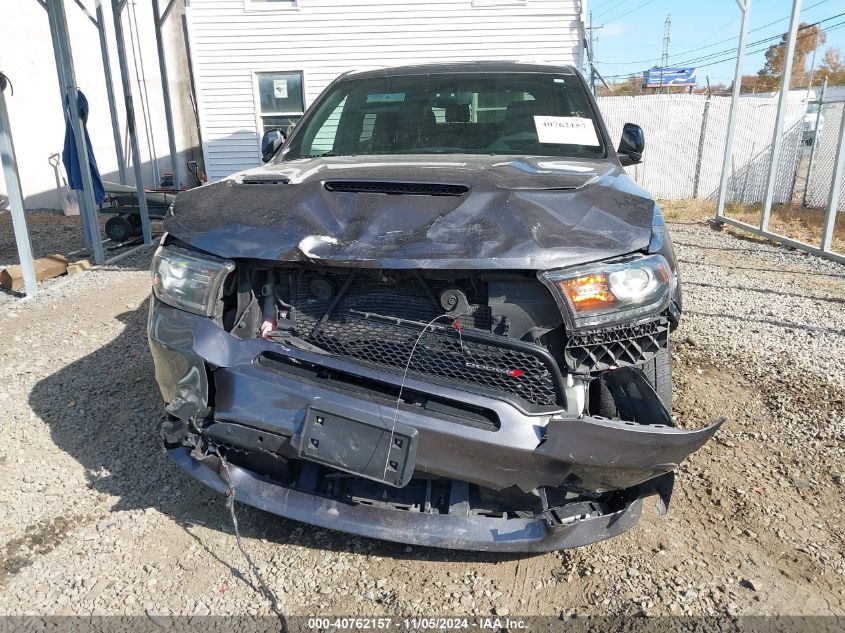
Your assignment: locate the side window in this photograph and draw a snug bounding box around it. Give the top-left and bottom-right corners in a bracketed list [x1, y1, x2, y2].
[307, 97, 348, 155]
[256, 71, 305, 136]
[359, 112, 378, 145]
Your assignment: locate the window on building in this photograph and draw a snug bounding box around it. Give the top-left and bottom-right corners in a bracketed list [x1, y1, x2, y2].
[256, 72, 305, 136]
[244, 0, 298, 11]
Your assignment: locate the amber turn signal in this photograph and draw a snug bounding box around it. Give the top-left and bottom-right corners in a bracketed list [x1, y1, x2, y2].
[558, 274, 616, 311]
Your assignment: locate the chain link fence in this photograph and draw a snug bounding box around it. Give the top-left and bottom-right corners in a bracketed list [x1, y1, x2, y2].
[803, 102, 845, 210]
[597, 93, 842, 212]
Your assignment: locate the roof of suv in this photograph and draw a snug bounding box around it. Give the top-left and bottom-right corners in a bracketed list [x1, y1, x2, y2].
[342, 61, 578, 81]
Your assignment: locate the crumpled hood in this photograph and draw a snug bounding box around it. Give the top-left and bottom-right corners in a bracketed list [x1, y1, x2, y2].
[165, 155, 657, 270]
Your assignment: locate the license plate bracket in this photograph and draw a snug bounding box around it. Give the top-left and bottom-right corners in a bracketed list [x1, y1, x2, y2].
[293, 404, 418, 488]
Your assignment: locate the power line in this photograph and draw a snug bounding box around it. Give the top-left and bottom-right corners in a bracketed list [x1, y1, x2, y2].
[602, 0, 660, 24]
[600, 11, 843, 78]
[684, 21, 845, 74]
[666, 12, 841, 69]
[590, 0, 622, 9]
[602, 17, 845, 80]
[690, 19, 845, 71]
[598, 0, 830, 66]
[594, 0, 627, 20]
[685, 15, 743, 52]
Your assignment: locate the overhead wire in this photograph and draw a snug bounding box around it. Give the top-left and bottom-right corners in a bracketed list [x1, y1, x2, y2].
[598, 0, 831, 66]
[601, 0, 660, 23]
[602, 13, 844, 80]
[594, 0, 627, 20]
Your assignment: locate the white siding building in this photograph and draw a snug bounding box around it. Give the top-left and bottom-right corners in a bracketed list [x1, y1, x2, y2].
[0, 0, 201, 211]
[185, 0, 586, 182]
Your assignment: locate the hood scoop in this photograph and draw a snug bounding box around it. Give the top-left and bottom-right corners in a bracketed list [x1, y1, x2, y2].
[241, 175, 291, 185]
[324, 180, 469, 196]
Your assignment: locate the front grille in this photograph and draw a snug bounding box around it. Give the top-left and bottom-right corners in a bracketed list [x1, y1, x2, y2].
[564, 317, 669, 374]
[324, 181, 469, 196]
[289, 271, 563, 408]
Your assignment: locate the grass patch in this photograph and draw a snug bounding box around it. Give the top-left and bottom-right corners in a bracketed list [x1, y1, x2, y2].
[658, 199, 845, 255]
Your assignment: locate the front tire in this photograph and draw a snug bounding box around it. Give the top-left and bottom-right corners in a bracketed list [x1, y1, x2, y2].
[590, 345, 673, 417]
[641, 345, 672, 413]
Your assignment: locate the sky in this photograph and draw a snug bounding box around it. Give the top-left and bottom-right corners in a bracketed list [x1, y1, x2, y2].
[590, 0, 845, 87]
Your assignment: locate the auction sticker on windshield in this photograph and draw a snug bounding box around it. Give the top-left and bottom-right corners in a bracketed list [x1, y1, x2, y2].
[534, 115, 600, 146]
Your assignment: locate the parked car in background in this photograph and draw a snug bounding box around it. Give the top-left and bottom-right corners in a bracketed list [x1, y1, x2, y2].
[803, 102, 825, 145]
[148, 62, 721, 552]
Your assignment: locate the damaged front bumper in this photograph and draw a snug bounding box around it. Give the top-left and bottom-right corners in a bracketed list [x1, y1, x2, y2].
[149, 299, 721, 552]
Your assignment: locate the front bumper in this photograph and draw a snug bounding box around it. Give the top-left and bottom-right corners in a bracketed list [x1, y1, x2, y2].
[170, 446, 651, 552]
[149, 298, 721, 551]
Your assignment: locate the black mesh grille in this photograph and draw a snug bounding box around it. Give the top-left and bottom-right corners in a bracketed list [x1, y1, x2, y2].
[564, 318, 669, 374]
[290, 271, 562, 408]
[324, 181, 469, 196]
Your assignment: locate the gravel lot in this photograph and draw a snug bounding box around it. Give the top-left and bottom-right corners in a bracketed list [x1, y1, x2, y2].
[0, 210, 163, 306]
[0, 220, 843, 622]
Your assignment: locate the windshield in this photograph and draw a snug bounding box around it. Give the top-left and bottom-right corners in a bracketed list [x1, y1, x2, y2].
[282, 72, 606, 160]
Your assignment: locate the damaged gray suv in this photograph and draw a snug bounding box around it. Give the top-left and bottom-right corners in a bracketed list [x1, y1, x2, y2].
[149, 62, 721, 552]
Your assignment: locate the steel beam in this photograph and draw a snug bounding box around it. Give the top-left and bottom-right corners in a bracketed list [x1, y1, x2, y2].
[45, 0, 105, 264]
[715, 0, 751, 219]
[95, 0, 128, 185]
[72, 0, 97, 26]
[153, 0, 180, 191]
[759, 0, 802, 231]
[820, 103, 845, 253]
[160, 0, 176, 26]
[0, 75, 38, 297]
[111, 0, 152, 244]
[717, 216, 845, 265]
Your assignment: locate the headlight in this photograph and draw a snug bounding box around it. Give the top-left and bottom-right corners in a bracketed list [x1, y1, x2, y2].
[151, 244, 235, 316]
[543, 254, 671, 328]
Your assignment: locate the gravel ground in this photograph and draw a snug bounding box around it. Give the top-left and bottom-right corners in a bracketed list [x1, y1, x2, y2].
[0, 210, 163, 306]
[0, 220, 842, 622]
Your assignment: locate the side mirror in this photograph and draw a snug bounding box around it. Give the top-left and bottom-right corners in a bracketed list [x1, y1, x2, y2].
[617, 123, 645, 167]
[261, 129, 286, 163]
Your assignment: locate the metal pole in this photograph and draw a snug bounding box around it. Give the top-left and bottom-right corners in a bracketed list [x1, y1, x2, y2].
[47, 0, 97, 256]
[715, 0, 751, 220]
[802, 77, 827, 208]
[152, 0, 180, 190]
[589, 11, 595, 95]
[759, 0, 802, 231]
[95, 0, 127, 184]
[693, 96, 711, 199]
[0, 76, 38, 297]
[820, 103, 845, 253]
[54, 0, 102, 260]
[111, 0, 152, 244]
[45, 0, 105, 264]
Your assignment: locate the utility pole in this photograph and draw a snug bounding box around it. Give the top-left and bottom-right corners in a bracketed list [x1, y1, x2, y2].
[589, 11, 595, 93]
[586, 11, 603, 94]
[661, 14, 671, 93]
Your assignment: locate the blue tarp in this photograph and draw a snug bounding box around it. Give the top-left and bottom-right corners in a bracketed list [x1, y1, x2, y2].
[62, 89, 105, 205]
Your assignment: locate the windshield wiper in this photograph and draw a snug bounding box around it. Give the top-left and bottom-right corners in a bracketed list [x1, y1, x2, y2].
[302, 152, 354, 158]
